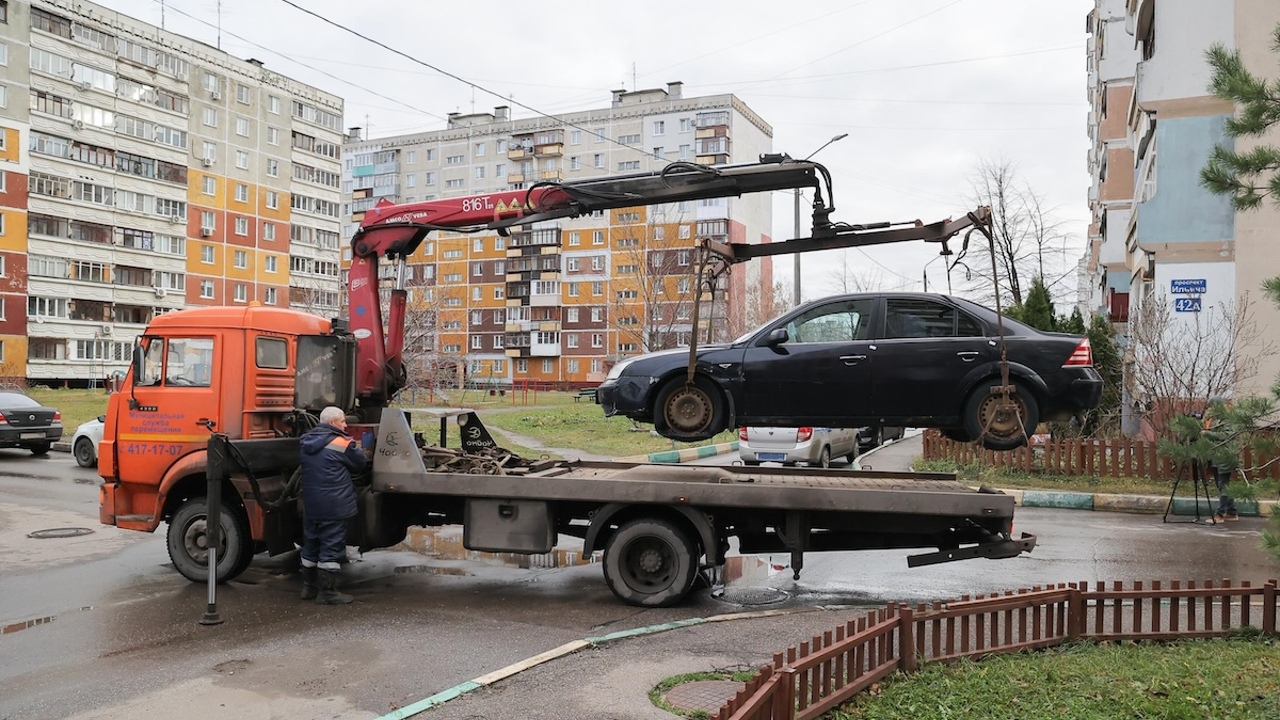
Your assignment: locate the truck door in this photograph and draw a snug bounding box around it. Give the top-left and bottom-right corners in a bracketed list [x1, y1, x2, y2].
[115, 335, 220, 487]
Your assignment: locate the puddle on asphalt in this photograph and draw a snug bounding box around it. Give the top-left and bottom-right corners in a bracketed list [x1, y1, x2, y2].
[393, 565, 470, 576]
[2, 606, 93, 636]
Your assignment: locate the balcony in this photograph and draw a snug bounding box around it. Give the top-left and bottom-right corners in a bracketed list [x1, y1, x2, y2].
[534, 143, 563, 158]
[507, 147, 531, 161]
[540, 169, 564, 182]
[507, 173, 525, 184]
[696, 154, 730, 166]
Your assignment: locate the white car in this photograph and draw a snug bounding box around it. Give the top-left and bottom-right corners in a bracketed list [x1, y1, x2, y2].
[738, 426, 858, 468]
[72, 415, 105, 468]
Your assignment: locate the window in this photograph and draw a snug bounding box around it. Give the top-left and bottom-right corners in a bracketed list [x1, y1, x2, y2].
[593, 154, 604, 168]
[234, 218, 248, 236]
[234, 283, 247, 302]
[268, 96, 280, 114]
[883, 298, 982, 339]
[494, 287, 504, 299]
[591, 307, 604, 322]
[234, 183, 248, 203]
[446, 154, 464, 164]
[618, 161, 640, 171]
[265, 255, 278, 272]
[235, 150, 249, 169]
[592, 231, 605, 246]
[406, 150, 416, 164]
[202, 107, 217, 127]
[475, 166, 485, 179]
[235, 116, 249, 136]
[474, 142, 485, 157]
[568, 283, 579, 297]
[263, 224, 276, 242]
[202, 176, 216, 195]
[591, 333, 603, 348]
[267, 127, 279, 145]
[264, 287, 277, 304]
[236, 84, 250, 104]
[200, 210, 215, 231]
[201, 245, 215, 264]
[471, 335, 483, 350]
[618, 133, 641, 144]
[200, 280, 215, 298]
[0, 3, 6, 24]
[472, 287, 482, 301]
[424, 171, 435, 185]
[679, 144, 691, 159]
[680, 118, 692, 132]
[266, 159, 279, 177]
[445, 178, 464, 188]
[653, 120, 665, 135]
[266, 190, 279, 209]
[787, 299, 876, 343]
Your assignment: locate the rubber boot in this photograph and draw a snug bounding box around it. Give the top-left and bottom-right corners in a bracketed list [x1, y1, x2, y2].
[299, 566, 318, 600]
[315, 569, 353, 605]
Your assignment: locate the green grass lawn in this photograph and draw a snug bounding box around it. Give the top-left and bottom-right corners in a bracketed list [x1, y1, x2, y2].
[829, 637, 1280, 720]
[26, 387, 110, 435]
[913, 458, 1193, 497]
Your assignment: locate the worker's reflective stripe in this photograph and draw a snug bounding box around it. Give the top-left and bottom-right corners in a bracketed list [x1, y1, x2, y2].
[327, 438, 355, 452]
[116, 434, 211, 442]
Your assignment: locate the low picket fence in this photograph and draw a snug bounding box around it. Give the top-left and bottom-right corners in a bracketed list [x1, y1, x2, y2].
[713, 578, 1279, 720]
[921, 431, 1280, 481]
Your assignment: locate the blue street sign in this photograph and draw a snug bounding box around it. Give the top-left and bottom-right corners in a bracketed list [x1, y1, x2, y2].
[1174, 297, 1202, 313]
[1170, 279, 1206, 294]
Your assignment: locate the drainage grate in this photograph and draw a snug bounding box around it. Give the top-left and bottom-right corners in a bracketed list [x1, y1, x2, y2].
[28, 527, 95, 539]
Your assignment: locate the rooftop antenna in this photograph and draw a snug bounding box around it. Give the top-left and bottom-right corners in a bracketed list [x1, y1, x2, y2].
[632, 62, 637, 91]
[216, 0, 222, 50]
[160, 0, 165, 29]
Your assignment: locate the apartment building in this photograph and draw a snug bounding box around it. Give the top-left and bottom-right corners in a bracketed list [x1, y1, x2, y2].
[342, 84, 776, 388]
[0, 0, 343, 387]
[1083, 0, 1280, 413]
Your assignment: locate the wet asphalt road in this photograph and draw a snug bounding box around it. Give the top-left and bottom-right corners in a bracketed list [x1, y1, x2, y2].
[1, 446, 1276, 720]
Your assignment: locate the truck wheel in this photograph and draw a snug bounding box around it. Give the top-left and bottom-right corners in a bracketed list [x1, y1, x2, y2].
[654, 375, 726, 442]
[603, 518, 699, 608]
[167, 497, 252, 583]
[73, 438, 96, 467]
[963, 380, 1039, 451]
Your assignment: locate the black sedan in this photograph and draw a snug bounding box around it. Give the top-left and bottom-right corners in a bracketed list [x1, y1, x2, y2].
[0, 390, 63, 455]
[595, 293, 1102, 450]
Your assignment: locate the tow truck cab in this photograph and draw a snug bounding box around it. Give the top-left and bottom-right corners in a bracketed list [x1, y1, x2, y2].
[98, 305, 354, 542]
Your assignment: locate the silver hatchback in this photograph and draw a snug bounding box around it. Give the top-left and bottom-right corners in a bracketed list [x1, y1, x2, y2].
[738, 426, 858, 468]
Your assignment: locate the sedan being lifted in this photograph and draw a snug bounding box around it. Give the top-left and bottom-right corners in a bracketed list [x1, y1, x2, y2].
[595, 293, 1102, 450]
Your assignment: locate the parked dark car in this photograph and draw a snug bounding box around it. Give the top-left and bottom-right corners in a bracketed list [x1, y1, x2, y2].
[595, 292, 1102, 450]
[0, 390, 63, 455]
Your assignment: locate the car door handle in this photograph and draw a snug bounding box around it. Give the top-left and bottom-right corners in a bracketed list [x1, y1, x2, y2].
[839, 355, 867, 365]
[956, 351, 979, 362]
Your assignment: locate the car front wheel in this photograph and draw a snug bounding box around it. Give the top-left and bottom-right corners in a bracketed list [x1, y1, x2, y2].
[74, 438, 96, 467]
[963, 380, 1039, 451]
[653, 375, 727, 442]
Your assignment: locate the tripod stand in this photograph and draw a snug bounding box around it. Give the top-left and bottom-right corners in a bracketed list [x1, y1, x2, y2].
[1162, 459, 1219, 524]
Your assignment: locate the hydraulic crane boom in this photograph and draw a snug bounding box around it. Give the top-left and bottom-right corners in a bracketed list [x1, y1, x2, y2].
[345, 155, 992, 418]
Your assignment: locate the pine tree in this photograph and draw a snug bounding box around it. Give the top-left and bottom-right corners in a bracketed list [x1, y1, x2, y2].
[1082, 314, 1123, 435]
[1019, 276, 1056, 332]
[1060, 307, 1087, 335]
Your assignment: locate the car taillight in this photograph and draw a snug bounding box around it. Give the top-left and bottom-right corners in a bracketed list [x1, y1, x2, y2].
[796, 427, 814, 442]
[739, 427, 748, 441]
[53, 411, 62, 423]
[1063, 338, 1093, 367]
[0, 412, 7, 425]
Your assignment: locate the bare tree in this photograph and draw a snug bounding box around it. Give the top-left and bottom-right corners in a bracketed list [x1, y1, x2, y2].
[609, 215, 705, 353]
[724, 280, 791, 339]
[822, 254, 887, 295]
[961, 158, 1073, 306]
[1125, 292, 1270, 437]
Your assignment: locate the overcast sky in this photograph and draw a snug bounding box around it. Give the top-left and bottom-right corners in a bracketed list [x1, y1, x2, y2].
[102, 0, 1094, 304]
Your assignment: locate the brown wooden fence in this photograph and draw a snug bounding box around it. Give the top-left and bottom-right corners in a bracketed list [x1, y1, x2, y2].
[921, 431, 1280, 482]
[713, 578, 1279, 720]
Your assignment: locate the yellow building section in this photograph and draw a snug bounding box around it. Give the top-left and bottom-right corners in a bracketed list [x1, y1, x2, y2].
[188, 170, 227, 207]
[188, 241, 225, 274]
[0, 336, 29, 379]
[0, 127, 21, 163]
[255, 250, 286, 284]
[0, 208, 28, 252]
[226, 180, 257, 216]
[258, 189, 290, 221]
[223, 247, 255, 281]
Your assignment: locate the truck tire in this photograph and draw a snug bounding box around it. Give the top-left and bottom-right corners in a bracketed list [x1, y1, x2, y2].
[167, 497, 253, 583]
[963, 380, 1039, 451]
[603, 518, 699, 608]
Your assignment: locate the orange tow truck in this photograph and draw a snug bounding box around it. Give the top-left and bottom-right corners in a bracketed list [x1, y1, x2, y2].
[97, 158, 1034, 607]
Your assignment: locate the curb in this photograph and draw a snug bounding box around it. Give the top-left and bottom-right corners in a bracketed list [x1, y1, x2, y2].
[991, 487, 1276, 518]
[617, 441, 740, 464]
[372, 606, 815, 720]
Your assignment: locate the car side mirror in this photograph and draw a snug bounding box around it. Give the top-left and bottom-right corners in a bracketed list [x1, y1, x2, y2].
[97, 415, 106, 423]
[765, 328, 789, 346]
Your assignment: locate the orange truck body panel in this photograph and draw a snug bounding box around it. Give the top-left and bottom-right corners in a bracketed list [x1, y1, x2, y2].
[100, 306, 332, 535]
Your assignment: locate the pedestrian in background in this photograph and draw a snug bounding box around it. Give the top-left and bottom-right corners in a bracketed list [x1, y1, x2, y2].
[299, 406, 367, 604]
[1201, 402, 1240, 522]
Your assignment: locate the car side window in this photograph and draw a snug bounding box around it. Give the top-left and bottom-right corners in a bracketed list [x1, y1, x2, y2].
[956, 311, 985, 337]
[884, 299, 958, 339]
[786, 299, 875, 343]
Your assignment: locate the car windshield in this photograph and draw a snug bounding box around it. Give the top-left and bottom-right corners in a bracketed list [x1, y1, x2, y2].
[0, 392, 39, 408]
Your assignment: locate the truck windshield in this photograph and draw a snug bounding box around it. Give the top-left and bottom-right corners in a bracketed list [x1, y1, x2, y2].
[139, 337, 214, 387]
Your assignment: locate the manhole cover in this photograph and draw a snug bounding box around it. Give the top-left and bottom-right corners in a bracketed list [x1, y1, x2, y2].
[28, 527, 95, 539]
[716, 587, 790, 606]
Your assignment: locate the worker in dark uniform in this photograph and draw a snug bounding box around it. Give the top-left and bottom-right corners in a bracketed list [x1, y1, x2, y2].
[298, 406, 367, 604]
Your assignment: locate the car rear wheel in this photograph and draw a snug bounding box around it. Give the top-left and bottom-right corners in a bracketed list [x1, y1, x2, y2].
[653, 375, 727, 442]
[963, 380, 1039, 451]
[27, 442, 51, 456]
[813, 446, 831, 468]
[73, 438, 96, 467]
